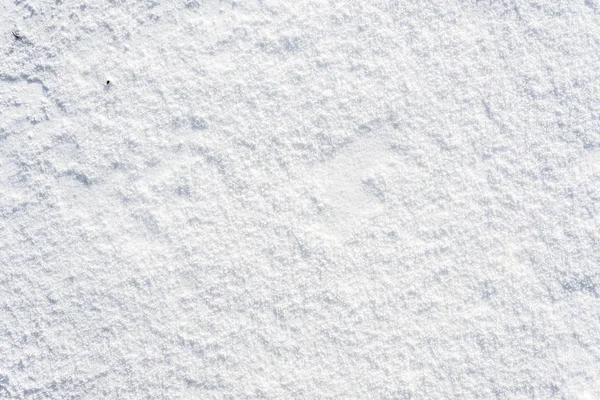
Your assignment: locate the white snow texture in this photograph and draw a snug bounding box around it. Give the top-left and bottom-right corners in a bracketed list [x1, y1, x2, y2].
[1, 0, 600, 399]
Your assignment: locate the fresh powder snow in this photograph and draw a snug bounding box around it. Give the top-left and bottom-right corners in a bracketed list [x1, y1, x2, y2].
[1, 1, 600, 398]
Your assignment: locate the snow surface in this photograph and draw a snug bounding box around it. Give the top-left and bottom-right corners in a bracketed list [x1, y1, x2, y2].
[1, 0, 600, 398]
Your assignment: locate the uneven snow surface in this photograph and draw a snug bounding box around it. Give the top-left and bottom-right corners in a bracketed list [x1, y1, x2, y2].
[2, 1, 600, 398]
